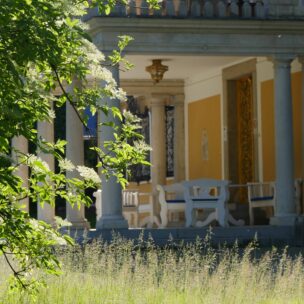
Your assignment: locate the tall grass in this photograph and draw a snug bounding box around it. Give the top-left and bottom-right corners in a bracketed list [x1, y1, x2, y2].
[1, 235, 304, 304]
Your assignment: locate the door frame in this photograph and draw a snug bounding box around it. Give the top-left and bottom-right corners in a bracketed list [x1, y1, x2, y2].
[222, 59, 259, 184]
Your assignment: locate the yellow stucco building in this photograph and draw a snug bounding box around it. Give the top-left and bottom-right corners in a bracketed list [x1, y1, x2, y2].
[19, 1, 304, 229]
[122, 57, 303, 225]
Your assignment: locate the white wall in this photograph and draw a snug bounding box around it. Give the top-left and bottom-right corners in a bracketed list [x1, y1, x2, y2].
[184, 69, 223, 105]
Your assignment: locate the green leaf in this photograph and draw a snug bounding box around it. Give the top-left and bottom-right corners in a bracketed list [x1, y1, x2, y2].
[105, 6, 111, 15]
[111, 107, 122, 120]
[65, 17, 79, 28]
[0, 0, 150, 295]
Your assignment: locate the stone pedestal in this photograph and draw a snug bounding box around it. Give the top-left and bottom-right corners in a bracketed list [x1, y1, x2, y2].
[95, 175, 128, 229]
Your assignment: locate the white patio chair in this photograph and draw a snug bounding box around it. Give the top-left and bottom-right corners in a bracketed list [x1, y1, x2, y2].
[247, 182, 275, 225]
[156, 183, 185, 228]
[183, 179, 233, 227]
[122, 190, 160, 228]
[183, 179, 230, 227]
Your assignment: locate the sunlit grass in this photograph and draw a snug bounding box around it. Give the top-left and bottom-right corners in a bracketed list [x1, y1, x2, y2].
[1, 235, 304, 303]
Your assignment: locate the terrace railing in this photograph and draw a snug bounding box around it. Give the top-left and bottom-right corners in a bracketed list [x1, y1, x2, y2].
[126, 0, 267, 19]
[85, 0, 304, 20]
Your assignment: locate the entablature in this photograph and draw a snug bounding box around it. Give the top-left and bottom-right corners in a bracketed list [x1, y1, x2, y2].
[88, 18, 304, 56]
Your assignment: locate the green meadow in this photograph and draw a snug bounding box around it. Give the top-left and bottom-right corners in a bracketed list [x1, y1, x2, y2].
[1, 236, 304, 304]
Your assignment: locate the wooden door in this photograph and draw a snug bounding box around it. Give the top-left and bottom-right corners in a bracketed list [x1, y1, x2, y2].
[235, 76, 255, 202]
[228, 75, 255, 203]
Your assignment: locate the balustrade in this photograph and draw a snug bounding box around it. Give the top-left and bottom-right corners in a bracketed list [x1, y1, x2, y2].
[83, 0, 304, 20]
[95, 0, 269, 19]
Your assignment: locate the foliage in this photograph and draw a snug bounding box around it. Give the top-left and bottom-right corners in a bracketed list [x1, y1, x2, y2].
[1, 237, 304, 303]
[0, 0, 154, 294]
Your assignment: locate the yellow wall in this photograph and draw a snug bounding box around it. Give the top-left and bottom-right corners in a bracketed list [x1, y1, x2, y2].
[188, 95, 222, 179]
[261, 72, 302, 181]
[127, 182, 152, 193]
[126, 178, 173, 196]
[261, 80, 275, 181]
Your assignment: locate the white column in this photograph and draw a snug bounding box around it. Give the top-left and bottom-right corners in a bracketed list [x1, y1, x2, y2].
[96, 64, 128, 229]
[37, 104, 55, 224]
[11, 136, 29, 212]
[150, 95, 167, 218]
[270, 55, 297, 226]
[66, 84, 90, 229]
[173, 94, 185, 183]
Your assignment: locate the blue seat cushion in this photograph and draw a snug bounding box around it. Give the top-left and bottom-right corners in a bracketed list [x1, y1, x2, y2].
[166, 199, 185, 203]
[251, 196, 274, 201]
[192, 198, 218, 202]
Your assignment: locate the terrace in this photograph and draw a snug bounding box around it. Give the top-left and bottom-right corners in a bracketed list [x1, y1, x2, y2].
[13, 0, 304, 247]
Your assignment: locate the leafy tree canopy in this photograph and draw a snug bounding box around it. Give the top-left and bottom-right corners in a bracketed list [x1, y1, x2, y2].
[0, 0, 156, 294]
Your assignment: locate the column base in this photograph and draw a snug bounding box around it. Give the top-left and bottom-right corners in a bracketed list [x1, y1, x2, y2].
[38, 205, 55, 226]
[96, 215, 128, 230]
[270, 214, 301, 226]
[66, 219, 90, 230]
[38, 216, 56, 227]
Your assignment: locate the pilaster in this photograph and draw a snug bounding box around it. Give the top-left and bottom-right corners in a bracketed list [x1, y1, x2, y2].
[173, 94, 185, 182]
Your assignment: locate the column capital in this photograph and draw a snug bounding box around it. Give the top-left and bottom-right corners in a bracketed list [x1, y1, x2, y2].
[150, 94, 168, 107]
[136, 95, 147, 103]
[298, 56, 304, 65]
[270, 54, 295, 68]
[173, 94, 185, 106]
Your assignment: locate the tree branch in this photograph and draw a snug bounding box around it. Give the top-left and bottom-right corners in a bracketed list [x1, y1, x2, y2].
[51, 65, 112, 170]
[0, 248, 27, 290]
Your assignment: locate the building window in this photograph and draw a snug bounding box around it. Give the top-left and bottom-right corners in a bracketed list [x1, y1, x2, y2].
[83, 107, 97, 139]
[165, 106, 174, 177]
[127, 96, 151, 183]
